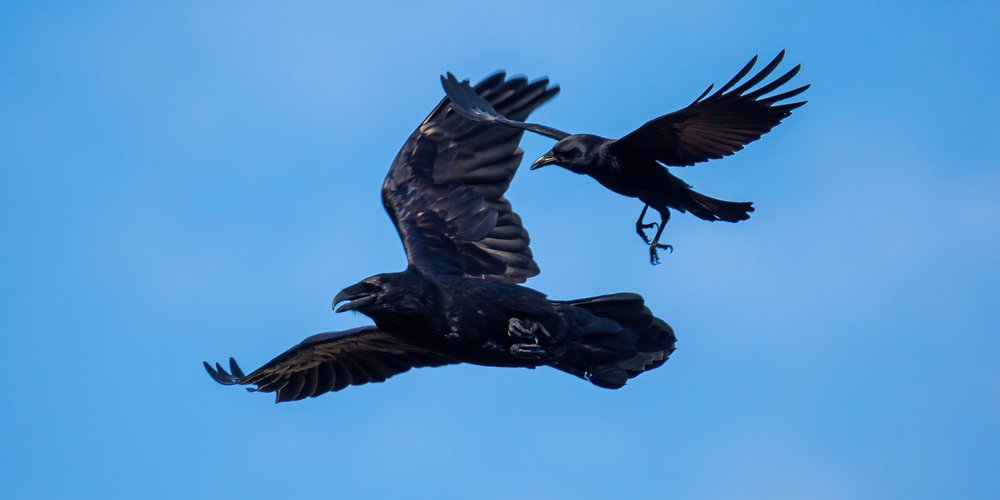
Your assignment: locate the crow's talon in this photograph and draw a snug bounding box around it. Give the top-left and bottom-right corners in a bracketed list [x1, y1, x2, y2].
[635, 222, 659, 245]
[649, 242, 672, 265]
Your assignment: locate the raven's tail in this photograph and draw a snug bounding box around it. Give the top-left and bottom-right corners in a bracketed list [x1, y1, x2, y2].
[682, 189, 754, 223]
[549, 293, 676, 389]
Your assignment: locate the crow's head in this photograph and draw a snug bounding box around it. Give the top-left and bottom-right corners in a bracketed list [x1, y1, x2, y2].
[333, 270, 431, 317]
[532, 134, 606, 174]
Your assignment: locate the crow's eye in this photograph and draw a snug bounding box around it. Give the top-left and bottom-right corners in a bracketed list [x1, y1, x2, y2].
[563, 148, 580, 159]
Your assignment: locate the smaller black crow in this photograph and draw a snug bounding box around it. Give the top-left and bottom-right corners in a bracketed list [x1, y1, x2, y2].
[442, 51, 808, 264]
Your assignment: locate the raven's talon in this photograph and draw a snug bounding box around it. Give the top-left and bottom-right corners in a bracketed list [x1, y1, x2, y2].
[510, 343, 547, 359]
[507, 317, 535, 341]
[508, 317, 554, 344]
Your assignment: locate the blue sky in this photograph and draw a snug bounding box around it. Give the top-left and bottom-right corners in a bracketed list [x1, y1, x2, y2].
[2, 1, 998, 498]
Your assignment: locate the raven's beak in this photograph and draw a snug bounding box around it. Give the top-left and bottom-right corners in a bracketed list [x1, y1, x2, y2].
[333, 283, 377, 313]
[531, 152, 558, 170]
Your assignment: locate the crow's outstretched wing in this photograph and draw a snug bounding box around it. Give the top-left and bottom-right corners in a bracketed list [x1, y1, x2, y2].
[441, 73, 570, 140]
[384, 72, 559, 282]
[610, 50, 808, 167]
[204, 327, 454, 403]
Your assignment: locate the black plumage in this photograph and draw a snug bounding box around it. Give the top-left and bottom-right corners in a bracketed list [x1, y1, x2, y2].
[442, 51, 808, 264]
[205, 73, 675, 402]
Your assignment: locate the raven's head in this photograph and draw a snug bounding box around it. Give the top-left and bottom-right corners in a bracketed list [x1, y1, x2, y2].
[333, 270, 432, 318]
[333, 277, 381, 314]
[532, 134, 607, 174]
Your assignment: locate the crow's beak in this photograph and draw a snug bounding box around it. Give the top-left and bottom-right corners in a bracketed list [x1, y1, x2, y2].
[333, 283, 377, 313]
[531, 152, 558, 170]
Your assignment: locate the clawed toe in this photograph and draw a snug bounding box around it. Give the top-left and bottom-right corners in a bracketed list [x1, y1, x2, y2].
[648, 242, 673, 265]
[507, 317, 535, 341]
[507, 317, 555, 357]
[510, 343, 547, 359]
[635, 222, 659, 245]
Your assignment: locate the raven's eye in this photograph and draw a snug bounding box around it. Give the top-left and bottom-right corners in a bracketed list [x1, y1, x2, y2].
[563, 148, 580, 159]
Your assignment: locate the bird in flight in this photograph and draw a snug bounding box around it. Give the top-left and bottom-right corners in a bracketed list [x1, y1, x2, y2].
[205, 73, 676, 402]
[441, 51, 808, 264]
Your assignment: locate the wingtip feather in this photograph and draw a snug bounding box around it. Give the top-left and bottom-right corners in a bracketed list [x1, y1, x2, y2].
[229, 357, 245, 378]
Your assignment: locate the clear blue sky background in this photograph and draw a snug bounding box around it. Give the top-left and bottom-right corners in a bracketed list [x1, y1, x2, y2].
[2, 1, 998, 499]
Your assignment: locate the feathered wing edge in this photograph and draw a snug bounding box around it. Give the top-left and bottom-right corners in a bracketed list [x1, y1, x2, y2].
[611, 50, 809, 166]
[204, 326, 455, 403]
[383, 72, 560, 282]
[440, 72, 570, 140]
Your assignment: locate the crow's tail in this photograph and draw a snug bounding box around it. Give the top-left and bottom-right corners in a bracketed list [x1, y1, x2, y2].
[549, 293, 675, 389]
[682, 189, 754, 223]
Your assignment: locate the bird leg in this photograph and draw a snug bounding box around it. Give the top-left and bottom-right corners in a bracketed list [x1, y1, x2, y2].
[508, 317, 553, 359]
[648, 210, 673, 265]
[635, 204, 658, 245]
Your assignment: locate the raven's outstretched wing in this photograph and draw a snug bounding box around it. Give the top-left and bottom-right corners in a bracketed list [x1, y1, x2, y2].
[384, 72, 559, 282]
[609, 50, 808, 167]
[441, 73, 570, 140]
[204, 326, 454, 403]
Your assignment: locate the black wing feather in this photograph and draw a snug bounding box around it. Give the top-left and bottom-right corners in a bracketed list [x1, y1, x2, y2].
[441, 73, 570, 141]
[204, 326, 455, 403]
[383, 72, 560, 282]
[610, 50, 808, 167]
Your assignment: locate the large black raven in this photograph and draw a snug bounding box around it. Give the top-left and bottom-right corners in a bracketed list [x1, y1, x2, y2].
[205, 73, 676, 402]
[441, 51, 808, 264]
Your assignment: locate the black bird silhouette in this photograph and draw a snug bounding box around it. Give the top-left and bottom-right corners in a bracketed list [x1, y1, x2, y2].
[205, 73, 676, 402]
[442, 51, 808, 264]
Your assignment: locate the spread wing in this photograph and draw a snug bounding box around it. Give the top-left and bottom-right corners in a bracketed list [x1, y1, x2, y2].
[610, 50, 808, 167]
[383, 72, 559, 283]
[204, 326, 455, 403]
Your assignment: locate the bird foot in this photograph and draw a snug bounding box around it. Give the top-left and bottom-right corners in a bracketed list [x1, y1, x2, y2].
[635, 222, 658, 245]
[508, 317, 534, 341]
[508, 317, 553, 343]
[508, 317, 554, 359]
[510, 343, 548, 359]
[649, 243, 674, 265]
